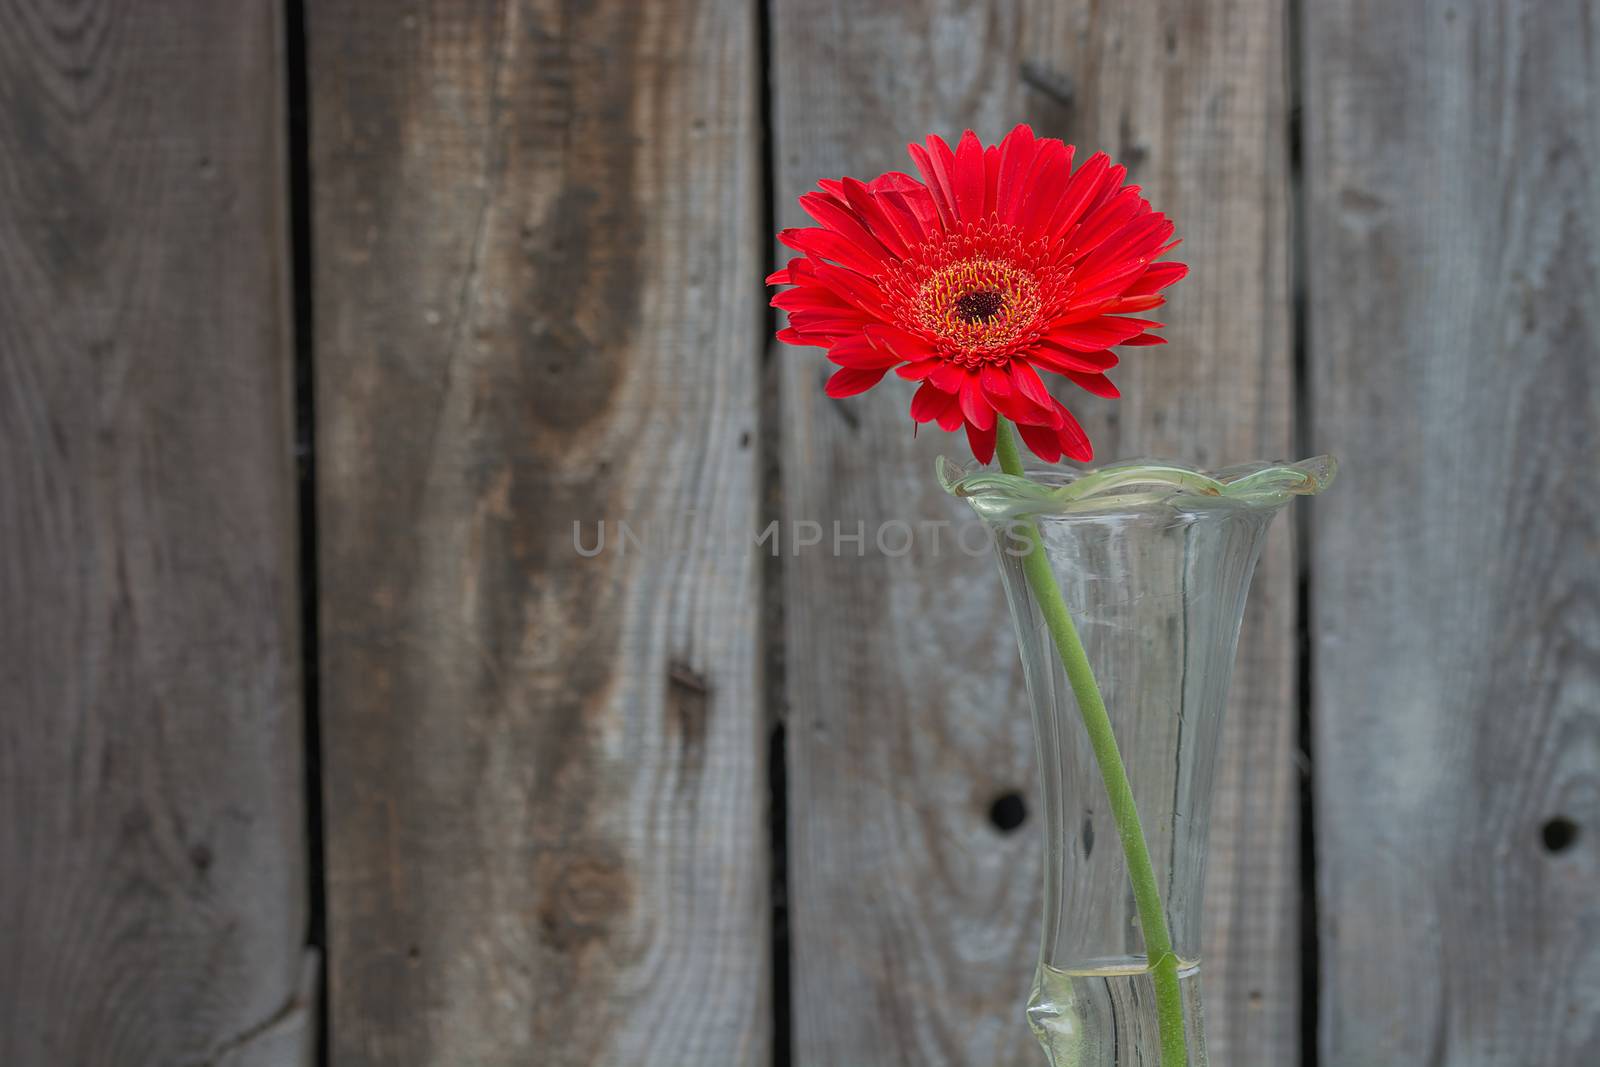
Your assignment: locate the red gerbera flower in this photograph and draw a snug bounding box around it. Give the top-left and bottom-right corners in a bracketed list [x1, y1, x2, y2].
[769, 125, 1186, 464]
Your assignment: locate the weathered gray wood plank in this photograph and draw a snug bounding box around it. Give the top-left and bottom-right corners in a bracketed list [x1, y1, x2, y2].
[309, 2, 769, 1064]
[0, 3, 308, 1065]
[1305, 1, 1600, 1063]
[771, 3, 1298, 1064]
[215, 952, 320, 1067]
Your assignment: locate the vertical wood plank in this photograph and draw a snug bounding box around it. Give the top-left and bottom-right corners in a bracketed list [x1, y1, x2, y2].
[0, 3, 309, 1065]
[1305, 1, 1600, 1063]
[770, 3, 1297, 1064]
[309, 2, 768, 1064]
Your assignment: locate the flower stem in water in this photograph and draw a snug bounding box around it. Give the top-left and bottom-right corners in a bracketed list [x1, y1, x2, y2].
[994, 420, 1189, 1067]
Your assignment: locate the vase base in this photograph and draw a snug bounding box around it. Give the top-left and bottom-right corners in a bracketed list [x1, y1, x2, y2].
[1028, 957, 1207, 1066]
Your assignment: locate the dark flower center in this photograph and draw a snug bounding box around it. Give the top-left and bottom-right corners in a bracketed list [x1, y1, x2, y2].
[954, 288, 1005, 323]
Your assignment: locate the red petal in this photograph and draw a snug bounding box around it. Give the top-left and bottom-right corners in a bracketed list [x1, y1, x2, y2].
[1047, 316, 1153, 351]
[800, 192, 895, 262]
[1080, 163, 1128, 220]
[1065, 187, 1145, 257]
[979, 363, 1013, 401]
[779, 226, 885, 277]
[1054, 403, 1093, 461]
[785, 257, 819, 281]
[863, 324, 938, 362]
[1046, 297, 1119, 328]
[785, 311, 872, 334]
[789, 327, 864, 345]
[777, 327, 812, 346]
[936, 400, 964, 432]
[1044, 151, 1109, 241]
[839, 178, 910, 257]
[896, 359, 940, 380]
[991, 393, 1054, 427]
[958, 373, 995, 431]
[1072, 260, 1157, 306]
[929, 360, 965, 392]
[1096, 293, 1166, 315]
[1124, 261, 1189, 296]
[1064, 370, 1119, 398]
[996, 124, 1039, 224]
[1073, 214, 1175, 288]
[1017, 421, 1062, 463]
[910, 380, 957, 423]
[953, 129, 987, 222]
[983, 143, 1000, 218]
[873, 171, 941, 239]
[1016, 140, 1072, 238]
[772, 286, 853, 313]
[1081, 211, 1171, 265]
[965, 420, 997, 464]
[908, 138, 959, 230]
[1031, 344, 1120, 373]
[1010, 360, 1056, 410]
[984, 371, 1054, 425]
[814, 178, 850, 203]
[1120, 333, 1167, 346]
[827, 336, 900, 370]
[826, 366, 888, 398]
[811, 262, 889, 317]
[768, 257, 813, 287]
[796, 191, 864, 237]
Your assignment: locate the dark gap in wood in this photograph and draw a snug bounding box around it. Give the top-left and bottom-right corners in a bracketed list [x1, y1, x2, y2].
[766, 720, 792, 1067]
[1541, 816, 1579, 854]
[755, 3, 792, 1066]
[1285, 0, 1319, 1062]
[988, 792, 1028, 834]
[283, 0, 327, 1062]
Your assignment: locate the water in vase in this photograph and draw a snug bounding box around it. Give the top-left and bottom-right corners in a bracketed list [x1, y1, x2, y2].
[1028, 958, 1207, 1066]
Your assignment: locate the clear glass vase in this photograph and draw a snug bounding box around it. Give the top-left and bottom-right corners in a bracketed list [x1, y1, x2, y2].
[942, 456, 1335, 1067]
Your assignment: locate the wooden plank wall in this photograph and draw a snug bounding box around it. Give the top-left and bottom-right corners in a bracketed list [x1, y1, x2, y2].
[307, 1, 768, 1064]
[770, 3, 1297, 1065]
[1305, 0, 1600, 1063]
[4, 2, 1597, 1066]
[0, 2, 314, 1065]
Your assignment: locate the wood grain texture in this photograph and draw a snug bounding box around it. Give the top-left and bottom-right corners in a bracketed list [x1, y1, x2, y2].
[770, 3, 1298, 1064]
[309, 2, 768, 1064]
[214, 952, 320, 1067]
[0, 2, 308, 1065]
[1304, 1, 1600, 1063]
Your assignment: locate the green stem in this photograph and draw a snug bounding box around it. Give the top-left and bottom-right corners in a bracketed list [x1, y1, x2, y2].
[995, 421, 1189, 1067]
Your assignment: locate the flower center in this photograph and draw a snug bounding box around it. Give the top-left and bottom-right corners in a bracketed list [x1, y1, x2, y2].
[914, 256, 1042, 356]
[954, 289, 1005, 323]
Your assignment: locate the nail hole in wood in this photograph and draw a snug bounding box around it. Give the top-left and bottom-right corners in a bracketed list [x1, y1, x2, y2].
[989, 791, 1027, 833]
[1541, 816, 1578, 854]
